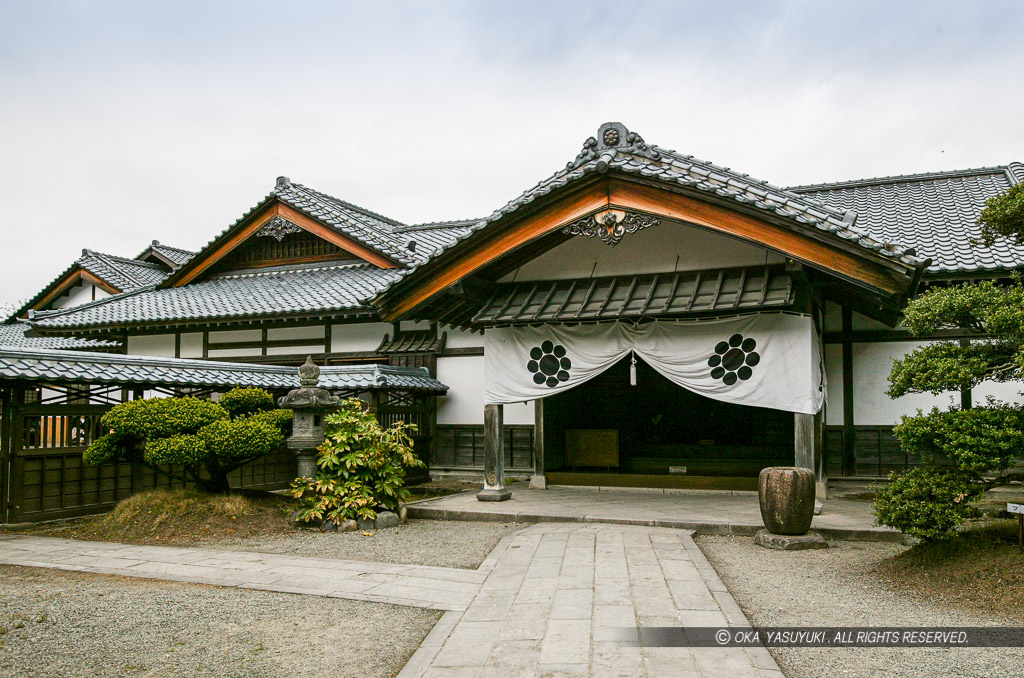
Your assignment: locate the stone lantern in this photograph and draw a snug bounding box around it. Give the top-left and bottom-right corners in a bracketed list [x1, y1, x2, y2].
[278, 356, 340, 479]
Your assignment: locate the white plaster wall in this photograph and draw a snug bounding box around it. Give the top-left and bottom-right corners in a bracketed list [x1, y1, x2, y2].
[443, 326, 484, 349]
[268, 326, 325, 341]
[208, 329, 261, 343]
[400, 320, 432, 332]
[851, 311, 892, 332]
[51, 283, 98, 310]
[973, 380, 1024, 407]
[823, 301, 843, 332]
[266, 344, 325, 356]
[126, 334, 176, 358]
[179, 332, 203, 358]
[208, 347, 262, 358]
[501, 220, 785, 282]
[331, 322, 391, 353]
[852, 341, 958, 424]
[824, 344, 843, 425]
[436, 355, 534, 425]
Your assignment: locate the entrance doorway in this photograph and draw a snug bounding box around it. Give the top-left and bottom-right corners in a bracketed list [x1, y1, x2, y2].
[541, 356, 793, 482]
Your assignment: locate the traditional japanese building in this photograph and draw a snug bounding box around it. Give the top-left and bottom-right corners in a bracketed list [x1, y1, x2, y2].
[9, 122, 1024, 502]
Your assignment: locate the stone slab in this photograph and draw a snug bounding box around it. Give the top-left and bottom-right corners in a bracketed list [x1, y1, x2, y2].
[754, 528, 829, 550]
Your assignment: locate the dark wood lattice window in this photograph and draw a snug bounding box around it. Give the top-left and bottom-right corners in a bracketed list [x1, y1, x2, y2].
[213, 230, 357, 272]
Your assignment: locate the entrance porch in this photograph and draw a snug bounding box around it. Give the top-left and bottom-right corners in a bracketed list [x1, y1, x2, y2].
[408, 485, 897, 542]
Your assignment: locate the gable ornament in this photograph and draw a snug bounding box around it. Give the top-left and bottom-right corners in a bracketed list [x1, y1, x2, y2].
[561, 210, 660, 247]
[256, 216, 303, 241]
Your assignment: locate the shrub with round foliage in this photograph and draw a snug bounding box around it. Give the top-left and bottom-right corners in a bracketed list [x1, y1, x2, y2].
[197, 419, 284, 460]
[84, 387, 290, 493]
[217, 387, 277, 419]
[145, 434, 207, 466]
[874, 468, 984, 541]
[290, 398, 422, 524]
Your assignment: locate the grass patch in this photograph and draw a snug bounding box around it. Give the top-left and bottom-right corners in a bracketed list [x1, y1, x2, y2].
[26, 489, 296, 545]
[873, 519, 1024, 621]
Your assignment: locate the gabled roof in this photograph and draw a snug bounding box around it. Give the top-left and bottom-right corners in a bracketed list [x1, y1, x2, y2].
[25, 261, 402, 333]
[10, 248, 172, 320]
[0, 345, 448, 393]
[136, 240, 196, 269]
[164, 178, 473, 287]
[790, 164, 1024, 275]
[375, 122, 930, 323]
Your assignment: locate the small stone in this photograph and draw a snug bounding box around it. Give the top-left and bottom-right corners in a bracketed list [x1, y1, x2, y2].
[398, 507, 408, 524]
[342, 519, 358, 532]
[357, 518, 375, 532]
[375, 511, 400, 529]
[754, 529, 828, 550]
[320, 520, 338, 533]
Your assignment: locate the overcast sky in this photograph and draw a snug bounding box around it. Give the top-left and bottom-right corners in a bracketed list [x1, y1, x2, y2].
[1, 0, 1022, 307]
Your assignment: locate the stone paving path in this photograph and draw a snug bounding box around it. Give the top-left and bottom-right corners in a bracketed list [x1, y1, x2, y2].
[399, 523, 781, 678]
[0, 525, 782, 677]
[0, 533, 485, 611]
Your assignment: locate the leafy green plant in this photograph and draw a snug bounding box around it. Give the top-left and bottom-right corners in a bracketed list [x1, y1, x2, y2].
[290, 398, 422, 524]
[875, 184, 1024, 539]
[84, 388, 290, 493]
[874, 468, 984, 541]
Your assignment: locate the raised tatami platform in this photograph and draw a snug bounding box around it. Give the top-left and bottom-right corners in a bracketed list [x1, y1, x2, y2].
[406, 485, 900, 542]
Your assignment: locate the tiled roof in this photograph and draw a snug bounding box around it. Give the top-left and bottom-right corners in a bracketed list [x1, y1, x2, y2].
[382, 122, 928, 293]
[9, 248, 171, 321]
[78, 250, 168, 289]
[377, 330, 443, 354]
[473, 267, 794, 326]
[789, 164, 1024, 274]
[136, 241, 196, 268]
[0, 322, 120, 350]
[27, 262, 403, 331]
[0, 345, 448, 393]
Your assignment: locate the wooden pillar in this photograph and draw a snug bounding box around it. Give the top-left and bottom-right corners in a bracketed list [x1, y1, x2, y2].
[529, 399, 546, 489]
[841, 306, 855, 477]
[477, 403, 511, 501]
[795, 410, 827, 500]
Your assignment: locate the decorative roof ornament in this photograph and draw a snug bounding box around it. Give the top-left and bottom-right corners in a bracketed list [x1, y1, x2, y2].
[562, 210, 661, 247]
[567, 122, 661, 169]
[256, 216, 303, 241]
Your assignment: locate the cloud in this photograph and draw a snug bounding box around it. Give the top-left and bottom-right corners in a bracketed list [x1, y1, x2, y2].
[1, 0, 1022, 305]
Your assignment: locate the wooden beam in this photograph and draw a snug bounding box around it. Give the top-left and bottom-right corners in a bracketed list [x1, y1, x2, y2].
[605, 179, 907, 297]
[29, 269, 121, 314]
[173, 201, 397, 287]
[381, 181, 611, 319]
[382, 175, 915, 321]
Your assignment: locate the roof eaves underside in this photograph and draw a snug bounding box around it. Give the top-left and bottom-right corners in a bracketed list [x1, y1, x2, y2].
[471, 267, 794, 327]
[0, 346, 448, 393]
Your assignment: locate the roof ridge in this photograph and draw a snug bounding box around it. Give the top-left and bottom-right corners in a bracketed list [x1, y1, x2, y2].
[397, 219, 480, 232]
[1006, 162, 1024, 185]
[89, 251, 165, 270]
[787, 165, 1016, 193]
[209, 260, 381, 280]
[26, 284, 156, 320]
[286, 183, 407, 230]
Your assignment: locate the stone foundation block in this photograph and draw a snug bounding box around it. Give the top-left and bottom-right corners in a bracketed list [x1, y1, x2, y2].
[754, 529, 828, 551]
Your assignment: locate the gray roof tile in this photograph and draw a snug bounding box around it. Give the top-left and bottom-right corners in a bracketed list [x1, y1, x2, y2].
[0, 322, 119, 350]
[28, 262, 403, 331]
[0, 345, 447, 393]
[790, 165, 1024, 274]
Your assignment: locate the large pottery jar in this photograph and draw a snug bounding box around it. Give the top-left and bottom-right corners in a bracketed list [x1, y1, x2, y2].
[758, 466, 815, 535]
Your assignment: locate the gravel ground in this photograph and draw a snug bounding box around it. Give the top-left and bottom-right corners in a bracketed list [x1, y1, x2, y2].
[698, 535, 1024, 678]
[201, 518, 525, 569]
[0, 565, 438, 678]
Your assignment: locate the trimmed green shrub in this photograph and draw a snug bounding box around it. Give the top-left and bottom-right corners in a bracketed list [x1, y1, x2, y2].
[197, 419, 284, 460]
[218, 387, 277, 419]
[290, 398, 422, 524]
[874, 468, 984, 541]
[84, 387, 290, 493]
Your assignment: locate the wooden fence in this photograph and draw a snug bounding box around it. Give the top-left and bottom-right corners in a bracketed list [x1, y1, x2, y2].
[1, 392, 295, 524]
